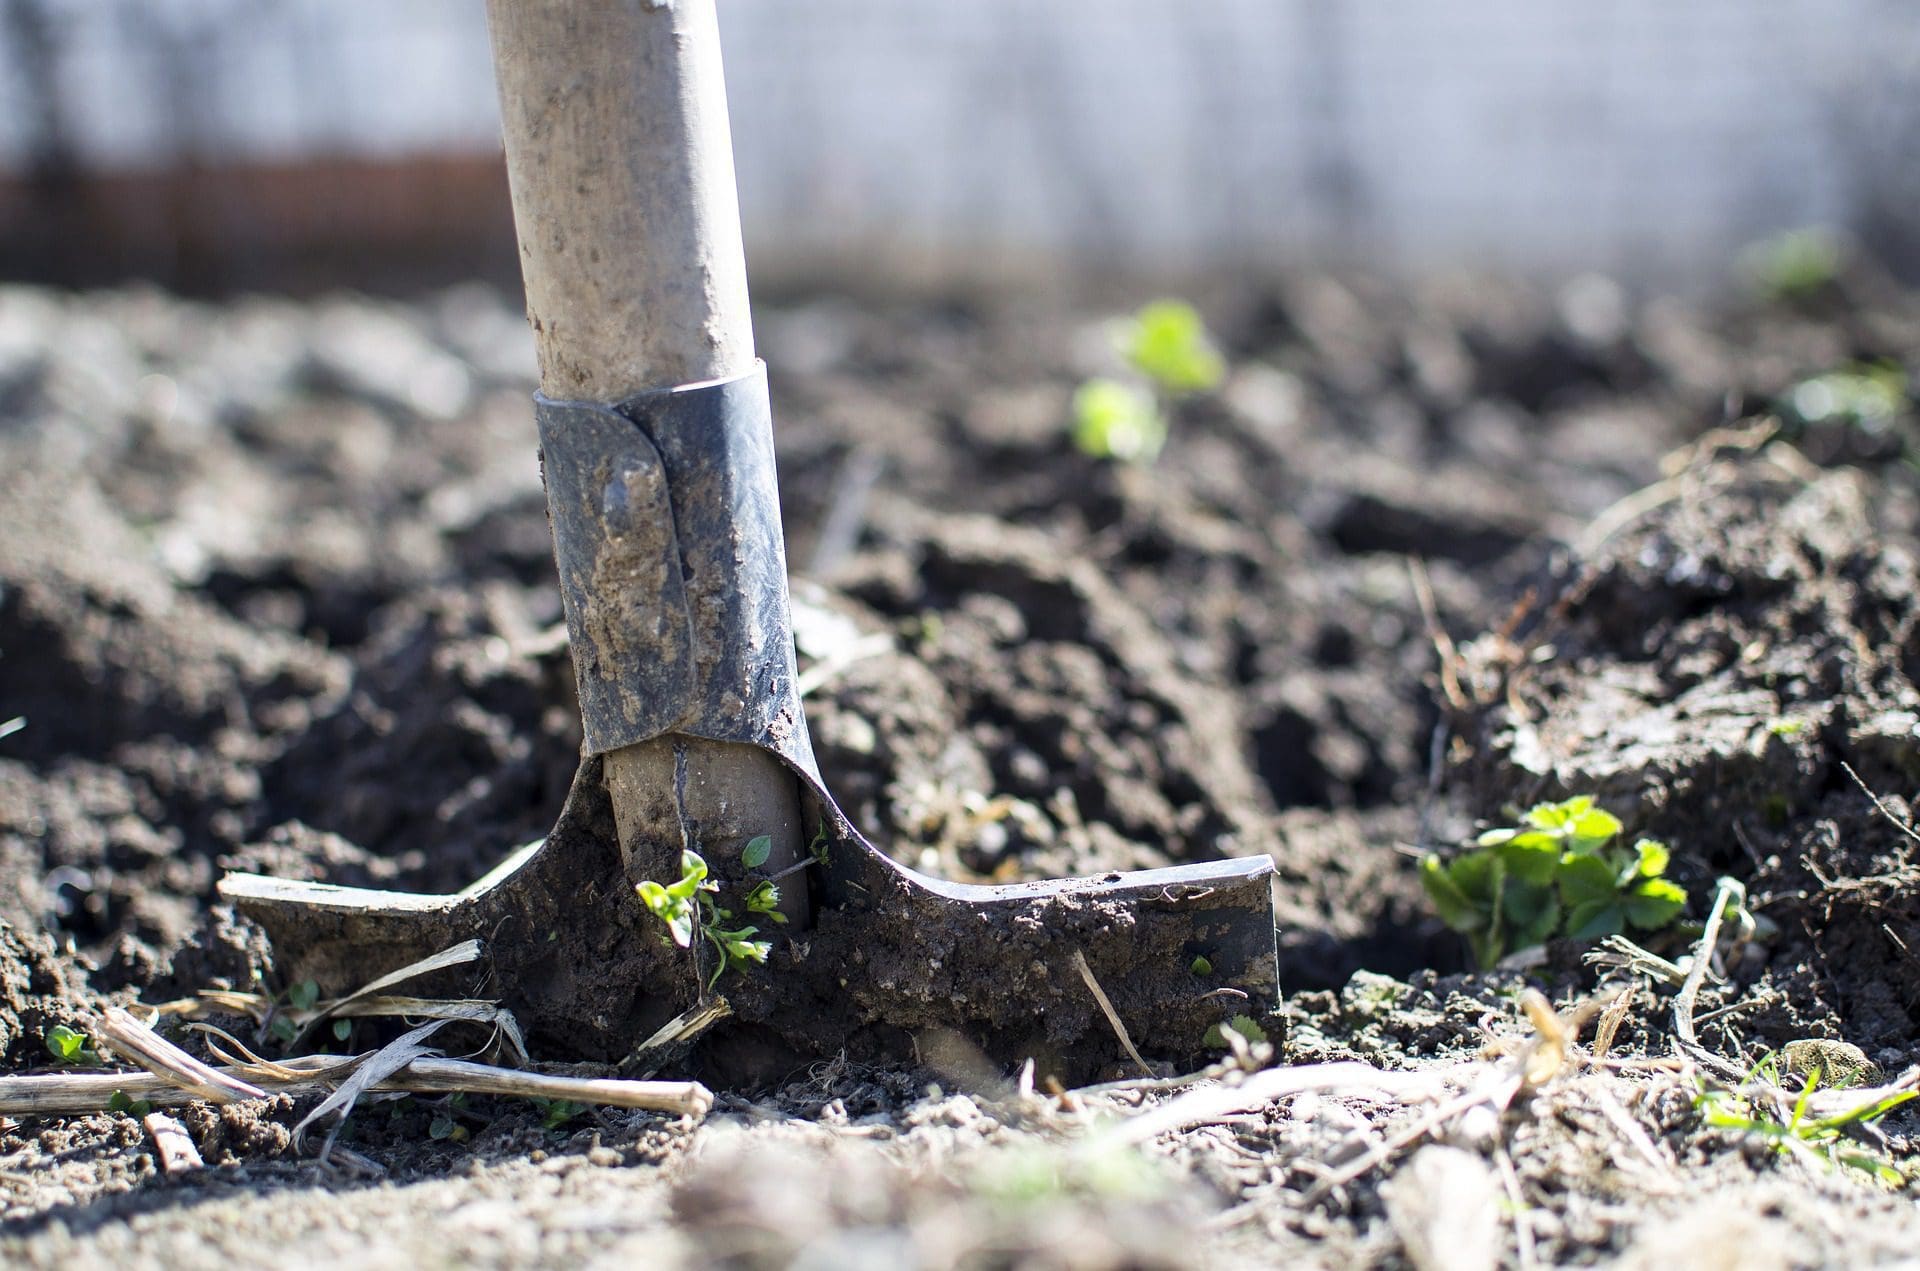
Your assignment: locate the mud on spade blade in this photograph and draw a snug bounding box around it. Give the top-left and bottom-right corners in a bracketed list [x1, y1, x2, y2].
[221, 367, 1280, 1077]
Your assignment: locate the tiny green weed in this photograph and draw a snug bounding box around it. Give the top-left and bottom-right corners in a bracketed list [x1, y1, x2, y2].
[106, 1089, 153, 1117]
[636, 847, 783, 991]
[1071, 299, 1225, 462]
[1696, 1053, 1917, 1186]
[1780, 361, 1907, 435]
[1742, 227, 1844, 300]
[1121, 299, 1226, 395]
[535, 1098, 586, 1131]
[1073, 378, 1165, 463]
[1420, 795, 1688, 968]
[44, 1024, 100, 1067]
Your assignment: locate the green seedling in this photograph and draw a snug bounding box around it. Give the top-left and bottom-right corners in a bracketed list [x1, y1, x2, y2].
[44, 1024, 100, 1067]
[428, 1111, 469, 1142]
[1073, 378, 1165, 463]
[636, 848, 781, 991]
[536, 1098, 587, 1131]
[1120, 299, 1226, 395]
[1420, 795, 1688, 968]
[1742, 227, 1844, 300]
[1202, 1014, 1269, 1049]
[1781, 361, 1908, 436]
[1696, 1055, 1916, 1186]
[1072, 299, 1225, 462]
[107, 1089, 153, 1117]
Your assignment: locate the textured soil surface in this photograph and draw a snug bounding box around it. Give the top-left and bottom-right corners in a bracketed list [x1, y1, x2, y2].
[2, 265, 1919, 1266]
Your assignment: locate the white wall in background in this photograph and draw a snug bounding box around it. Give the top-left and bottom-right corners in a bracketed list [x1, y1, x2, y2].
[1, 0, 1915, 282]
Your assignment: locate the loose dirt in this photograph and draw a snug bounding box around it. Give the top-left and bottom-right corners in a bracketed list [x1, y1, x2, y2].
[1, 267, 1918, 1266]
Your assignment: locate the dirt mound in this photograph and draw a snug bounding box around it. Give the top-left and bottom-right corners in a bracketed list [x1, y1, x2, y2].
[1453, 453, 1920, 1058]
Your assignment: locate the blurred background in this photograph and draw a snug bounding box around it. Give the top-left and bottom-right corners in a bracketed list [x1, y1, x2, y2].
[3, 0, 1919, 294]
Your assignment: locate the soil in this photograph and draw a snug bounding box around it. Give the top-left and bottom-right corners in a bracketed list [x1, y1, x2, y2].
[2, 264, 1919, 1266]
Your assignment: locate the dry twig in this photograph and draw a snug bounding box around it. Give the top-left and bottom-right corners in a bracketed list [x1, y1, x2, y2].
[1071, 949, 1153, 1078]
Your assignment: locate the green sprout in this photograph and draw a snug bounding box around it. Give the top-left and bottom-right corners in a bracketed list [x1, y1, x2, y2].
[1120, 299, 1226, 395]
[1696, 1053, 1916, 1186]
[1742, 227, 1844, 300]
[1780, 362, 1908, 435]
[1202, 1015, 1269, 1049]
[428, 1110, 469, 1142]
[535, 1098, 587, 1131]
[1073, 378, 1165, 463]
[107, 1089, 153, 1118]
[1072, 299, 1225, 462]
[44, 1024, 100, 1067]
[1420, 795, 1688, 968]
[637, 847, 782, 991]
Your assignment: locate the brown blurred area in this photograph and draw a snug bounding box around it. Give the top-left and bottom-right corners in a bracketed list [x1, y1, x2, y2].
[0, 155, 518, 295]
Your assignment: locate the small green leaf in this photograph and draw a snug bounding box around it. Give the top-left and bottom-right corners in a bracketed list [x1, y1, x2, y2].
[1203, 1014, 1269, 1048]
[1419, 856, 1483, 932]
[1073, 378, 1166, 463]
[45, 1024, 89, 1064]
[288, 980, 321, 1013]
[745, 879, 781, 914]
[1189, 955, 1213, 976]
[1567, 806, 1623, 847]
[429, 1112, 459, 1140]
[725, 938, 771, 966]
[741, 835, 773, 870]
[269, 1015, 298, 1045]
[1446, 851, 1498, 905]
[1525, 796, 1590, 832]
[107, 1090, 152, 1117]
[1497, 833, 1562, 885]
[1565, 899, 1626, 941]
[1633, 838, 1670, 878]
[539, 1099, 586, 1130]
[1625, 879, 1687, 929]
[332, 1019, 353, 1042]
[1557, 852, 1619, 905]
[1120, 300, 1226, 395]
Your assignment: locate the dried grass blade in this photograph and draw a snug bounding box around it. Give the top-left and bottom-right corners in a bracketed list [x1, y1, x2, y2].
[294, 1019, 450, 1156]
[1071, 950, 1153, 1078]
[1093, 1060, 1466, 1150]
[329, 996, 529, 1064]
[330, 940, 484, 1007]
[97, 1007, 266, 1104]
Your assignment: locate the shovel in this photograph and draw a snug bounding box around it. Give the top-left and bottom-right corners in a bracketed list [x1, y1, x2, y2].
[219, 0, 1279, 1079]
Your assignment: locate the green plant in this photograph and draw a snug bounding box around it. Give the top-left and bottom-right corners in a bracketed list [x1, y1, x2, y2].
[428, 1110, 469, 1142]
[1202, 1015, 1269, 1049]
[1073, 378, 1165, 463]
[1696, 1053, 1916, 1185]
[267, 979, 323, 1044]
[636, 848, 782, 990]
[1742, 227, 1844, 300]
[1121, 299, 1226, 395]
[44, 1024, 100, 1066]
[535, 1098, 587, 1131]
[1420, 795, 1688, 968]
[107, 1089, 153, 1117]
[1072, 299, 1225, 462]
[1780, 361, 1908, 435]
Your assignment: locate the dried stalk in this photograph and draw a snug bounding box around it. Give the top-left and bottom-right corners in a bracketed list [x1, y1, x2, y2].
[0, 1053, 713, 1120]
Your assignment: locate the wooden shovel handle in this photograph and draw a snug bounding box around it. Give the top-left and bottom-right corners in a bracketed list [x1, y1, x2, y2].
[485, 0, 754, 399]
